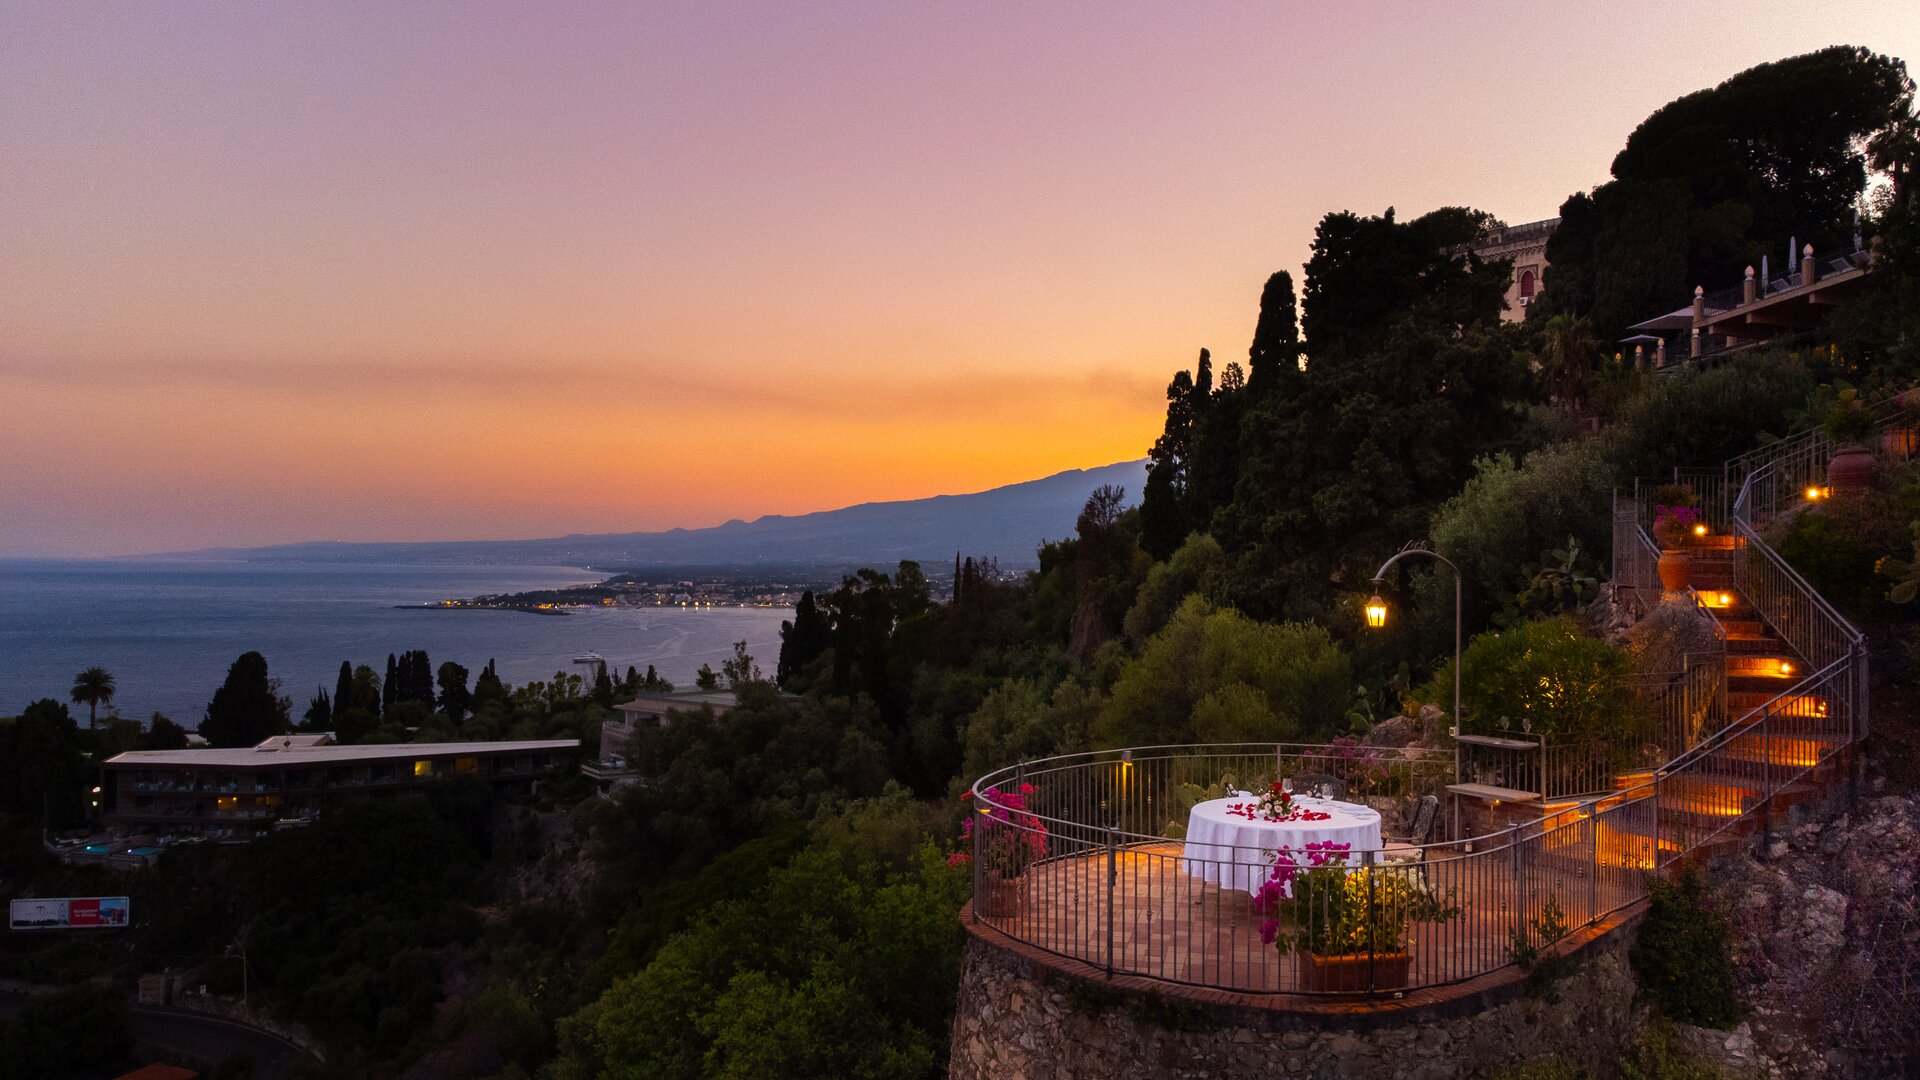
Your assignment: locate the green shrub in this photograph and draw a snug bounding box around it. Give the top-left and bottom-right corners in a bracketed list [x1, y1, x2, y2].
[1426, 441, 1615, 628]
[1095, 596, 1351, 747]
[1415, 616, 1637, 738]
[1630, 868, 1741, 1029]
[1769, 472, 1919, 617]
[1605, 351, 1813, 481]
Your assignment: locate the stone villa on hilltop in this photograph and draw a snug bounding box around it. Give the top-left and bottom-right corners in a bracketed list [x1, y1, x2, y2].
[1461, 217, 1559, 322]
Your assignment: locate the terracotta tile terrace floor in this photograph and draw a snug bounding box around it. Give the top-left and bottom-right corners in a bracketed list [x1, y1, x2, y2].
[977, 839, 1651, 994]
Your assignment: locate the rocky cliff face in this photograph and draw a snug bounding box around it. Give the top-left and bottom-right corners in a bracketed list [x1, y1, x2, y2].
[1685, 789, 1920, 1078]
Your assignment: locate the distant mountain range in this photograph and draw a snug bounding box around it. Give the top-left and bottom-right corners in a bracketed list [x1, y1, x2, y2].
[165, 460, 1148, 572]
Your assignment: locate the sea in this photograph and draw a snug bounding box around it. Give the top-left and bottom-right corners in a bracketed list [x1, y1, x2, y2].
[0, 559, 792, 724]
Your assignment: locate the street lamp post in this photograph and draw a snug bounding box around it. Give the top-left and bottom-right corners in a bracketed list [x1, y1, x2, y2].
[1366, 544, 1464, 823]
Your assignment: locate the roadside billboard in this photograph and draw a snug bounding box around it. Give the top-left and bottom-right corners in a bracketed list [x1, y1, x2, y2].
[8, 896, 130, 930]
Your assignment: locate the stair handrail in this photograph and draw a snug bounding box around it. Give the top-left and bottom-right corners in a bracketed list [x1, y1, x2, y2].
[1722, 393, 1915, 523]
[1730, 463, 1865, 672]
[1656, 654, 1851, 777]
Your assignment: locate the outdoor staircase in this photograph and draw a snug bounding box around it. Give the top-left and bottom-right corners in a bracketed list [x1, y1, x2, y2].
[1586, 532, 1848, 868]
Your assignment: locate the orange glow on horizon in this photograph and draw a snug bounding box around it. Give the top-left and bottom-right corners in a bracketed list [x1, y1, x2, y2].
[5, 4, 1918, 557]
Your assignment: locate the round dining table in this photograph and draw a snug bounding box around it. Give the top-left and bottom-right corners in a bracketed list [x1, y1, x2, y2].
[1179, 795, 1383, 894]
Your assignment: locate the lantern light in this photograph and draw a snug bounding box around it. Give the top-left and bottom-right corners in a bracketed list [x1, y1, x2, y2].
[1805, 486, 1823, 501]
[1693, 523, 1708, 537]
[1364, 595, 1388, 628]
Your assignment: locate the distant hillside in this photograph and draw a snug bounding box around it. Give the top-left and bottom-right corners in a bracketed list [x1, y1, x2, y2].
[167, 461, 1148, 571]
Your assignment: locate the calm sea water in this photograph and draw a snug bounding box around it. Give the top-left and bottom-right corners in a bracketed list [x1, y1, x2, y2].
[0, 560, 791, 724]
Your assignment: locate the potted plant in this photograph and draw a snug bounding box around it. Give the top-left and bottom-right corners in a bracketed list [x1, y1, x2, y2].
[1651, 504, 1700, 593]
[1822, 389, 1877, 493]
[1254, 841, 1459, 993]
[952, 784, 1048, 917]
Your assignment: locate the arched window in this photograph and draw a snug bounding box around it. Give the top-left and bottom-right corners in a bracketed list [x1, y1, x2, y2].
[1518, 269, 1537, 299]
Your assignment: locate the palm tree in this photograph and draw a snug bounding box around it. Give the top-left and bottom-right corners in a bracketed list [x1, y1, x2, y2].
[71, 666, 116, 731]
[1537, 313, 1602, 413]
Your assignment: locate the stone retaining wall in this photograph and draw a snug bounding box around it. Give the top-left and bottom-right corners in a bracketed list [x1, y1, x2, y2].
[948, 919, 1645, 1080]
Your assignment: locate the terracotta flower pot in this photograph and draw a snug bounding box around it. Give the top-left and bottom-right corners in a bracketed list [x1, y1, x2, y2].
[1656, 549, 1691, 593]
[976, 873, 1025, 918]
[1827, 443, 1877, 494]
[1297, 950, 1413, 993]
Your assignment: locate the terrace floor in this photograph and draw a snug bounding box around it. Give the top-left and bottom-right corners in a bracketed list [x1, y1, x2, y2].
[977, 836, 1654, 995]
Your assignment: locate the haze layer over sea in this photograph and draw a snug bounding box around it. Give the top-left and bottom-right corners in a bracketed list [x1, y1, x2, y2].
[0, 560, 791, 724]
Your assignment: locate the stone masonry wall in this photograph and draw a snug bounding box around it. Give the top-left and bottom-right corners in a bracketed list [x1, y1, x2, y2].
[948, 928, 1643, 1080]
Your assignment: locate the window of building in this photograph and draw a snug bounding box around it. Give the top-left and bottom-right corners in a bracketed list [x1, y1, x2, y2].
[454, 757, 478, 775]
[413, 759, 433, 778]
[1518, 269, 1536, 299]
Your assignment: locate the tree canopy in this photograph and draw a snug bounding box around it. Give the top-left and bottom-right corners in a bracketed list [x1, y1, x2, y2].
[1535, 46, 1917, 339]
[201, 650, 292, 748]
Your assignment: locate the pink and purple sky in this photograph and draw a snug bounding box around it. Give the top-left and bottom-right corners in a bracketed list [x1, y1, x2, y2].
[4, 2, 1916, 557]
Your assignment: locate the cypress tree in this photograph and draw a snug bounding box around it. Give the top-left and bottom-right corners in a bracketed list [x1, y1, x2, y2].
[776, 591, 832, 688]
[332, 661, 353, 724]
[473, 658, 507, 707]
[304, 687, 332, 728]
[1247, 270, 1301, 391]
[202, 651, 292, 748]
[383, 654, 398, 711]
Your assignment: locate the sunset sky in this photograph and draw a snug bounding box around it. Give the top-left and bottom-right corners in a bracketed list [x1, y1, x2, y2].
[5, 3, 1917, 558]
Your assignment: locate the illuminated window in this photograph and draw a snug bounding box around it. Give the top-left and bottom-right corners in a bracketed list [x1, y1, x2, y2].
[216, 796, 237, 810]
[413, 760, 432, 778]
[454, 757, 478, 775]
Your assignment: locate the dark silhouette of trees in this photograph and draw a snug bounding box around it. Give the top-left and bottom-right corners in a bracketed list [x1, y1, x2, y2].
[473, 659, 507, 709]
[437, 661, 472, 723]
[721, 641, 761, 688]
[1135, 205, 1531, 624]
[394, 650, 435, 706]
[304, 687, 332, 728]
[1534, 47, 1915, 338]
[0, 699, 91, 826]
[777, 591, 832, 688]
[69, 666, 115, 730]
[1247, 270, 1302, 392]
[332, 661, 354, 722]
[143, 713, 190, 751]
[201, 651, 291, 748]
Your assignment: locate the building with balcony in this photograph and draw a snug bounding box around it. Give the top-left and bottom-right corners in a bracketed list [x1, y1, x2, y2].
[101, 733, 579, 840]
[585, 690, 741, 796]
[1623, 241, 1876, 367]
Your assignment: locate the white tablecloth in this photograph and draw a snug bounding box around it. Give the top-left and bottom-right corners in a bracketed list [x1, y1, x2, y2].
[1179, 795, 1383, 894]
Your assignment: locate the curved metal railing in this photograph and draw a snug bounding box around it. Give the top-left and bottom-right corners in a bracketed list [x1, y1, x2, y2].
[966, 742, 1656, 997]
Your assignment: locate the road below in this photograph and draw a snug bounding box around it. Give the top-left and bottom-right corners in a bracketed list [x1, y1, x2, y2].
[0, 993, 316, 1078]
